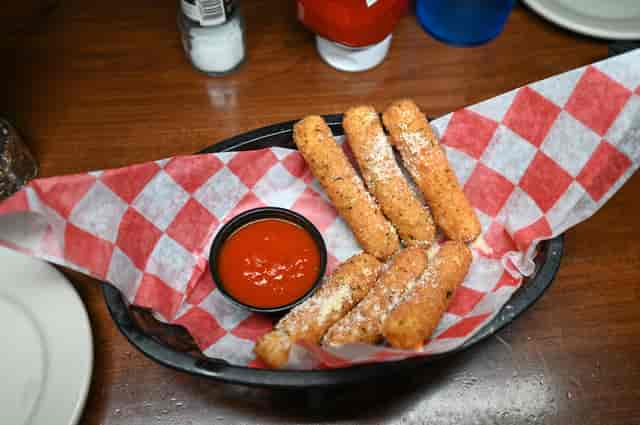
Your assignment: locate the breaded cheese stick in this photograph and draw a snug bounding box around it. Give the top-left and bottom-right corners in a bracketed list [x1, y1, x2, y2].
[323, 246, 428, 346]
[343, 106, 436, 247]
[253, 330, 291, 369]
[254, 253, 382, 368]
[382, 241, 472, 350]
[382, 100, 481, 242]
[293, 115, 400, 260]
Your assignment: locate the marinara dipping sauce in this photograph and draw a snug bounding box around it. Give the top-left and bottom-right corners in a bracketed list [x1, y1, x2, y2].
[211, 208, 327, 312]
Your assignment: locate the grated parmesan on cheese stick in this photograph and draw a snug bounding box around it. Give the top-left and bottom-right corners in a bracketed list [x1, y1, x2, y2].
[253, 253, 382, 368]
[293, 115, 400, 260]
[382, 99, 481, 242]
[323, 246, 428, 346]
[343, 106, 436, 247]
[383, 241, 472, 350]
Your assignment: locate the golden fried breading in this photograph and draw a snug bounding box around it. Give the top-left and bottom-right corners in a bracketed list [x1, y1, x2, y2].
[382, 100, 481, 242]
[323, 247, 428, 346]
[252, 330, 291, 369]
[253, 253, 382, 368]
[383, 241, 472, 349]
[293, 115, 400, 259]
[343, 106, 436, 247]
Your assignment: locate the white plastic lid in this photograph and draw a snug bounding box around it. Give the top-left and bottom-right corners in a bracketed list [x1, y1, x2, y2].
[315, 34, 393, 72]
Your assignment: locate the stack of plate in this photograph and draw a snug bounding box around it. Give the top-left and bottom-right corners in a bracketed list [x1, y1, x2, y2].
[0, 247, 92, 425]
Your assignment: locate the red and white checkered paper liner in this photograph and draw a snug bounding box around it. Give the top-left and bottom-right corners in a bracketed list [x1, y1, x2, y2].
[1, 50, 640, 369]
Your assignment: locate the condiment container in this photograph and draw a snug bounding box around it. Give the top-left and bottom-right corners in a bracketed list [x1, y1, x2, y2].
[178, 0, 246, 75]
[209, 207, 327, 314]
[0, 119, 38, 201]
[416, 0, 516, 46]
[297, 0, 408, 72]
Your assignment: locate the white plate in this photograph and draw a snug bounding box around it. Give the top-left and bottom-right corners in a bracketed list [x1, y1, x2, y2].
[523, 0, 640, 40]
[0, 247, 93, 425]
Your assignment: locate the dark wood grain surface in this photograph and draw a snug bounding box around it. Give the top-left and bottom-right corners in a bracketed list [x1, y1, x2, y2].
[2, 1, 639, 424]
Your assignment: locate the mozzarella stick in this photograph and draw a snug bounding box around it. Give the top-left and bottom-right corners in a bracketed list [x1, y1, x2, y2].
[253, 253, 382, 368]
[293, 115, 400, 260]
[343, 106, 436, 247]
[383, 241, 472, 350]
[323, 247, 428, 346]
[253, 330, 291, 369]
[382, 100, 481, 242]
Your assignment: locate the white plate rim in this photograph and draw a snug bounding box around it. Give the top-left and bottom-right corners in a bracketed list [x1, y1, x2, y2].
[0, 247, 93, 425]
[523, 0, 640, 40]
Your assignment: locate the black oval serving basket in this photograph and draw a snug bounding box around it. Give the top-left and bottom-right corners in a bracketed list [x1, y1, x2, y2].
[102, 114, 563, 389]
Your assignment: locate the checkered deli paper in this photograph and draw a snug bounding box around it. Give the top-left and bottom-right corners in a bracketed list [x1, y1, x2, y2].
[1, 50, 640, 368]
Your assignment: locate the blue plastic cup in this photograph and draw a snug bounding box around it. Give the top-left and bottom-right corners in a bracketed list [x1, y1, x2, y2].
[416, 0, 516, 46]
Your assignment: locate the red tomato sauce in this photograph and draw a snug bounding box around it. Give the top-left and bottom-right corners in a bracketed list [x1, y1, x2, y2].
[217, 219, 321, 308]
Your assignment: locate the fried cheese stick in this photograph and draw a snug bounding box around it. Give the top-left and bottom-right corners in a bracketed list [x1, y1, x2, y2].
[293, 115, 400, 260]
[343, 106, 436, 247]
[382, 100, 481, 242]
[254, 253, 382, 368]
[323, 246, 428, 346]
[383, 241, 472, 350]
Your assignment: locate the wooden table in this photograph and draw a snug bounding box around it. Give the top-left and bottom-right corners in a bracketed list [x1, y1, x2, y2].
[2, 1, 639, 424]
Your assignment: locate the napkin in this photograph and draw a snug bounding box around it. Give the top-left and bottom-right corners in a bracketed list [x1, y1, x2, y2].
[1, 49, 639, 368]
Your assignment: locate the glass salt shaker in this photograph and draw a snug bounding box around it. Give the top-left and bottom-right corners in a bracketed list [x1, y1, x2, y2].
[178, 0, 246, 76]
[0, 119, 38, 200]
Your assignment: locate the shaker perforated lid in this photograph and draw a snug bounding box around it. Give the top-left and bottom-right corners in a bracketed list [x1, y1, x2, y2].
[180, 0, 235, 26]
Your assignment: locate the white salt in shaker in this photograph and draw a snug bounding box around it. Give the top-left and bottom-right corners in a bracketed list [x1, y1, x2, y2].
[178, 0, 246, 75]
